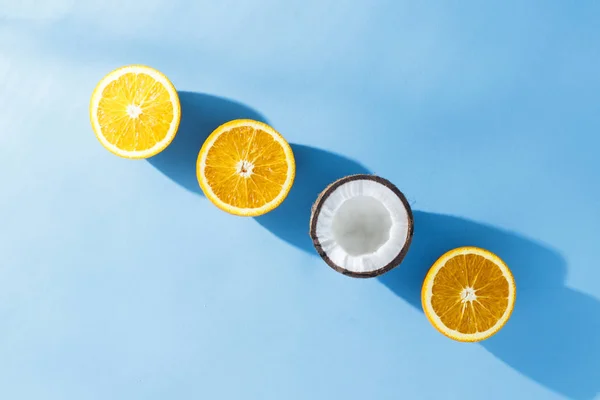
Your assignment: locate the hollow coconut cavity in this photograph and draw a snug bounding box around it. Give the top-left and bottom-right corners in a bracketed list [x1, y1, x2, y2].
[309, 175, 414, 278]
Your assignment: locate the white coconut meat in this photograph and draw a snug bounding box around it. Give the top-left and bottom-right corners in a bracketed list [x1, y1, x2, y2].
[309, 175, 413, 277]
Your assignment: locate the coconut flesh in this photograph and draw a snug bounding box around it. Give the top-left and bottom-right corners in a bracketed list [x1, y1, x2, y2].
[309, 175, 413, 277]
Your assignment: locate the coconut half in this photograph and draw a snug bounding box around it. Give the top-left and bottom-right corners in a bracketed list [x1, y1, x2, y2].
[309, 175, 414, 278]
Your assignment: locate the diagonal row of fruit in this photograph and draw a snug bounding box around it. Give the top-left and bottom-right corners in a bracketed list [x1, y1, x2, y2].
[90, 65, 516, 342]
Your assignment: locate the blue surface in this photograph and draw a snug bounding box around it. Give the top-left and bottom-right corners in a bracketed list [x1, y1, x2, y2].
[1, 1, 599, 399]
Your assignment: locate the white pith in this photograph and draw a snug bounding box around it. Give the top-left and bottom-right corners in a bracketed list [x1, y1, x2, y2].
[423, 247, 516, 342]
[90, 65, 180, 158]
[461, 287, 477, 302]
[236, 160, 255, 178]
[198, 120, 295, 216]
[314, 179, 410, 274]
[126, 104, 142, 119]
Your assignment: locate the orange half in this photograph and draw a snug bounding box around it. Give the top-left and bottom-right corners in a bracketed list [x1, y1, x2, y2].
[196, 119, 295, 216]
[422, 247, 516, 342]
[89, 65, 180, 159]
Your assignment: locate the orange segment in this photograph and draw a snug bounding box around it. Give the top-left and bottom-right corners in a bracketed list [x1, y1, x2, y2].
[197, 120, 295, 216]
[90, 65, 180, 159]
[422, 247, 516, 342]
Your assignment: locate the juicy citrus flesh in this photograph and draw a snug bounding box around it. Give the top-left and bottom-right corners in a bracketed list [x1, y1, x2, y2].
[422, 247, 516, 342]
[197, 120, 295, 216]
[90, 65, 180, 159]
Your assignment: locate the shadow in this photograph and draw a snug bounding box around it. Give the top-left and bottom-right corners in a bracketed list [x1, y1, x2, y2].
[146, 92, 599, 399]
[147, 91, 371, 252]
[378, 211, 600, 400]
[147, 91, 267, 194]
[254, 145, 371, 253]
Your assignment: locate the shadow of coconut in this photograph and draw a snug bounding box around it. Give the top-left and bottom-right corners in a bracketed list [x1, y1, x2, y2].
[378, 211, 600, 400]
[146, 92, 600, 399]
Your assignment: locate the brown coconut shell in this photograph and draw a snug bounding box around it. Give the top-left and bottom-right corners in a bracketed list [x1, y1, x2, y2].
[309, 174, 414, 278]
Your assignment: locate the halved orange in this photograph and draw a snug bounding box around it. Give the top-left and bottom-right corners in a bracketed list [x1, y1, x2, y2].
[89, 65, 181, 159]
[422, 247, 516, 342]
[196, 119, 295, 216]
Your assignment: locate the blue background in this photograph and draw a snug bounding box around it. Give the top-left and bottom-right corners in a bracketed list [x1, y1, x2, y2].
[1, 1, 599, 399]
